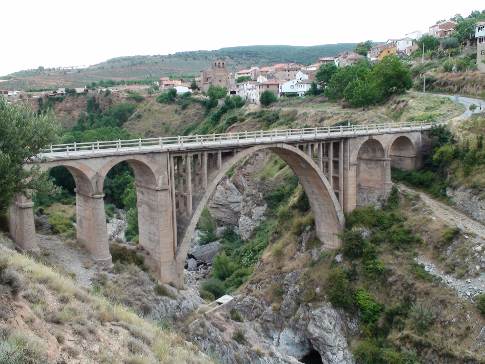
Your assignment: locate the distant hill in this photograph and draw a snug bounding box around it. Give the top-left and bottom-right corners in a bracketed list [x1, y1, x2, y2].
[2, 44, 356, 90]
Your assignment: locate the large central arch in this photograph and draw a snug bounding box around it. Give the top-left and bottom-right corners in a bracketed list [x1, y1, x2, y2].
[174, 143, 345, 284]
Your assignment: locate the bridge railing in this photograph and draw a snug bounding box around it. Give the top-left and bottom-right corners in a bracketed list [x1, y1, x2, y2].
[40, 120, 439, 155]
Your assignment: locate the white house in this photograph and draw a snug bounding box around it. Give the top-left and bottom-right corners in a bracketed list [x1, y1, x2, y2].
[237, 82, 259, 104]
[174, 85, 192, 94]
[280, 79, 312, 96]
[395, 38, 416, 55]
[405, 31, 423, 40]
[295, 71, 309, 81]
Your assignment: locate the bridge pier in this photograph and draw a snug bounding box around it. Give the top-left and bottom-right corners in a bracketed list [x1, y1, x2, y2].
[8, 194, 38, 252]
[136, 183, 178, 284]
[76, 191, 111, 264]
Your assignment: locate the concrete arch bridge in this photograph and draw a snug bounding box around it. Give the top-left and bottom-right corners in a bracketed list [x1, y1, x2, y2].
[9, 121, 432, 288]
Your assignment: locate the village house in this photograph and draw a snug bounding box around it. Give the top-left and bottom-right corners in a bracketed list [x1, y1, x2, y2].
[199, 59, 232, 93]
[367, 43, 398, 61]
[477, 21, 485, 73]
[280, 71, 312, 96]
[318, 56, 336, 65]
[236, 81, 259, 104]
[259, 66, 274, 78]
[159, 77, 182, 90]
[335, 51, 364, 67]
[273, 63, 301, 81]
[301, 63, 320, 72]
[257, 80, 280, 97]
[235, 67, 260, 81]
[395, 38, 417, 56]
[429, 20, 457, 38]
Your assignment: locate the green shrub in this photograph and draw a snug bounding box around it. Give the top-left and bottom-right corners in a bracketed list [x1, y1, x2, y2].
[156, 89, 177, 103]
[212, 253, 236, 281]
[325, 267, 354, 310]
[0, 330, 48, 364]
[410, 262, 434, 282]
[126, 91, 144, 103]
[409, 303, 436, 334]
[355, 289, 382, 324]
[260, 90, 277, 106]
[198, 208, 217, 244]
[341, 229, 365, 259]
[200, 278, 225, 299]
[207, 85, 227, 100]
[232, 330, 247, 345]
[475, 294, 485, 316]
[229, 309, 243, 322]
[354, 340, 382, 364]
[48, 212, 75, 237]
[109, 244, 145, 269]
[441, 227, 460, 245]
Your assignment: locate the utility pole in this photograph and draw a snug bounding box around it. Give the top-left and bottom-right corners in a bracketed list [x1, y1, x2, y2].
[422, 42, 425, 63]
[423, 74, 426, 93]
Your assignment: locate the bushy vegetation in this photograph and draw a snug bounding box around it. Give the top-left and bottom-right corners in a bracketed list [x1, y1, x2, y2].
[323, 190, 431, 362]
[393, 123, 485, 196]
[199, 174, 307, 300]
[324, 56, 412, 108]
[0, 98, 58, 213]
[259, 90, 277, 106]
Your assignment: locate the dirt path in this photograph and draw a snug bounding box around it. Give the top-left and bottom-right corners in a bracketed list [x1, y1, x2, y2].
[399, 184, 485, 240]
[398, 184, 485, 298]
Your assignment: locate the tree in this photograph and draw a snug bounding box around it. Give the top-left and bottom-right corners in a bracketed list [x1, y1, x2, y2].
[306, 82, 321, 96]
[207, 85, 227, 100]
[315, 63, 338, 87]
[371, 56, 412, 99]
[344, 78, 380, 108]
[190, 79, 198, 91]
[236, 76, 251, 83]
[355, 40, 373, 56]
[156, 88, 177, 103]
[417, 34, 440, 52]
[453, 18, 477, 44]
[325, 61, 371, 100]
[259, 90, 277, 106]
[441, 37, 459, 49]
[0, 98, 59, 212]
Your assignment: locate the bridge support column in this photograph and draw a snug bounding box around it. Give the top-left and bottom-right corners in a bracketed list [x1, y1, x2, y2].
[328, 141, 334, 189]
[76, 191, 111, 264]
[317, 143, 323, 171]
[8, 194, 38, 252]
[136, 185, 178, 285]
[185, 155, 193, 215]
[202, 152, 208, 189]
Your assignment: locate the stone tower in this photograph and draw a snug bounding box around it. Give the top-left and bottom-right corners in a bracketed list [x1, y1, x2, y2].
[477, 22, 485, 73]
[199, 59, 231, 93]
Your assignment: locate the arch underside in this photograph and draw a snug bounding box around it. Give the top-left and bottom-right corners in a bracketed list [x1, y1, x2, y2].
[174, 143, 345, 282]
[389, 136, 416, 171]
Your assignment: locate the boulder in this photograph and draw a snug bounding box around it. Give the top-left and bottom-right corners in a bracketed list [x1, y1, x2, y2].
[208, 178, 242, 225]
[189, 241, 222, 264]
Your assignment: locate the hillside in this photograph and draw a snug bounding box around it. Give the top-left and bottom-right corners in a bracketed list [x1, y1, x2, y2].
[1, 44, 356, 90]
[0, 235, 212, 363]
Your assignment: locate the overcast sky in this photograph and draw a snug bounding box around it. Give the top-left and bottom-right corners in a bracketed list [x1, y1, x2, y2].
[1, 0, 483, 75]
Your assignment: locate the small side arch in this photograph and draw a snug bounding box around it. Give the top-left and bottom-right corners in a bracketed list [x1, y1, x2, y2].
[356, 138, 389, 206]
[175, 143, 345, 279]
[97, 156, 159, 191]
[388, 135, 416, 171]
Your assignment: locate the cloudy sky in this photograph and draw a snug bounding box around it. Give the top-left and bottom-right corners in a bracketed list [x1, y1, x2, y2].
[1, 0, 483, 75]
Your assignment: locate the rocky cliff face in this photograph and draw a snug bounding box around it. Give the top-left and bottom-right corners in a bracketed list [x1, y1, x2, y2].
[208, 152, 268, 240]
[447, 186, 485, 225]
[184, 152, 355, 363]
[187, 272, 355, 364]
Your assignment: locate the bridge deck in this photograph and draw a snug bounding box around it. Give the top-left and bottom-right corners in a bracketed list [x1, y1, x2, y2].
[36, 121, 437, 161]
